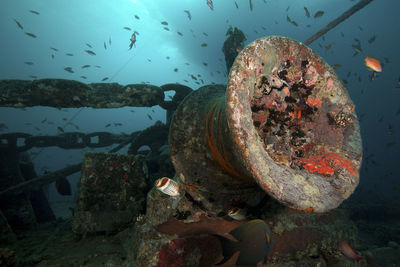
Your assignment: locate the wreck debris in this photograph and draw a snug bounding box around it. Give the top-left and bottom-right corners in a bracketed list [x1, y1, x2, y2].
[222, 26, 246, 72]
[72, 152, 148, 235]
[0, 79, 165, 108]
[170, 36, 362, 213]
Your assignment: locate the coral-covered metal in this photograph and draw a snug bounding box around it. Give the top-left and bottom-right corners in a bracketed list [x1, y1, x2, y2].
[169, 36, 362, 213]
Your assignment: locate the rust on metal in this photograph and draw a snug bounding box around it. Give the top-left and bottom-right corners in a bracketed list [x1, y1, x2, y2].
[227, 36, 361, 212]
[169, 36, 362, 213]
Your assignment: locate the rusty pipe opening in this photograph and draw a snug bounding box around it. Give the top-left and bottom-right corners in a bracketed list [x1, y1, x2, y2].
[169, 36, 362, 213]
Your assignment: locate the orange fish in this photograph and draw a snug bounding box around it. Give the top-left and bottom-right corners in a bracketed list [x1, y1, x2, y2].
[365, 56, 382, 72]
[338, 241, 362, 261]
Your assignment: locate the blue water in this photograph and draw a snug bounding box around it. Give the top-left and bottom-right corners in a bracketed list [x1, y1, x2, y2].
[0, 0, 399, 222]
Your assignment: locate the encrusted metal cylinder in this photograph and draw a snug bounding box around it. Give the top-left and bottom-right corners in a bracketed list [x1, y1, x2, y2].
[169, 36, 362, 213]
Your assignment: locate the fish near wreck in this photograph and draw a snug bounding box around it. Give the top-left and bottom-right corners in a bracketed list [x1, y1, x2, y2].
[215, 219, 273, 266]
[129, 31, 138, 49]
[207, 0, 214, 10]
[338, 241, 362, 261]
[155, 177, 180, 197]
[84, 50, 96, 56]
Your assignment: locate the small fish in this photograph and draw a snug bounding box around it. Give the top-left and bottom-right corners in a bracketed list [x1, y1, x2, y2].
[57, 126, 64, 133]
[184, 10, 192, 20]
[304, 7, 310, 18]
[129, 32, 137, 49]
[286, 15, 292, 23]
[29, 10, 40, 15]
[338, 242, 361, 261]
[13, 19, 23, 30]
[55, 177, 72, 196]
[114, 122, 122, 126]
[365, 56, 382, 72]
[24, 62, 34, 65]
[147, 114, 152, 120]
[30, 75, 37, 79]
[50, 47, 58, 51]
[104, 41, 107, 49]
[134, 15, 140, 20]
[85, 50, 96, 56]
[207, 0, 214, 10]
[325, 43, 332, 51]
[203, 32, 208, 36]
[352, 44, 362, 53]
[332, 64, 341, 70]
[101, 77, 109, 81]
[65, 53, 74, 56]
[123, 26, 131, 30]
[387, 124, 394, 135]
[174, 68, 178, 72]
[383, 57, 390, 63]
[314, 10, 324, 18]
[25, 32, 37, 38]
[227, 207, 247, 221]
[370, 71, 377, 81]
[81, 64, 90, 69]
[190, 74, 197, 80]
[177, 31, 183, 36]
[109, 36, 111, 45]
[202, 62, 208, 66]
[166, 56, 170, 60]
[215, 219, 273, 266]
[95, 65, 101, 68]
[155, 177, 180, 196]
[163, 27, 170, 31]
[290, 20, 298, 27]
[358, 26, 363, 31]
[86, 43, 93, 48]
[368, 35, 376, 44]
[80, 76, 87, 79]
[105, 123, 111, 127]
[234, 1, 239, 9]
[201, 43, 208, 47]
[64, 67, 74, 73]
[161, 21, 168, 25]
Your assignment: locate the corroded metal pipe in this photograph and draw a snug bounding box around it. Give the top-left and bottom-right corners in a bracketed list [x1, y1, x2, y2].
[169, 36, 362, 213]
